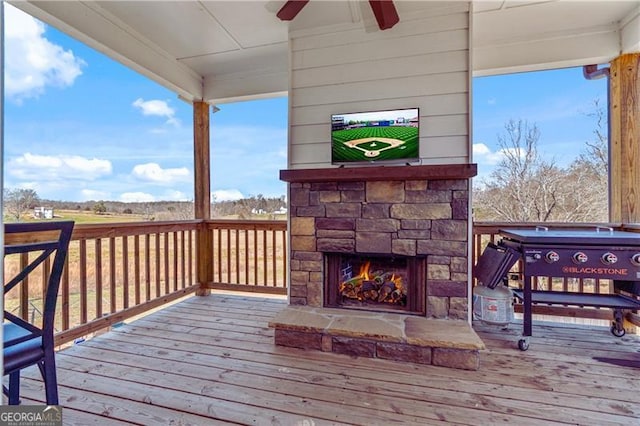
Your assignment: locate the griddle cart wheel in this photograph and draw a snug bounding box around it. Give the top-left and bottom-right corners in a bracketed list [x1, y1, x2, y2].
[610, 309, 626, 337]
[611, 325, 626, 337]
[518, 338, 529, 351]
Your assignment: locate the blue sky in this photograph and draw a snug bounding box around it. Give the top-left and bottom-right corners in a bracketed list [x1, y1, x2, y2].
[3, 4, 606, 202]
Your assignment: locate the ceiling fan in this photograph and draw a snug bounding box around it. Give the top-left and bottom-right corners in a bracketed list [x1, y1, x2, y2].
[276, 0, 400, 31]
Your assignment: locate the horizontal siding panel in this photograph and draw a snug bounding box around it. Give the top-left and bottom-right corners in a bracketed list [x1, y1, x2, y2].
[290, 143, 331, 166]
[419, 156, 469, 165]
[292, 9, 468, 51]
[423, 115, 468, 137]
[290, 124, 328, 145]
[291, 93, 468, 126]
[293, 29, 468, 71]
[292, 72, 468, 108]
[422, 136, 469, 158]
[292, 49, 468, 89]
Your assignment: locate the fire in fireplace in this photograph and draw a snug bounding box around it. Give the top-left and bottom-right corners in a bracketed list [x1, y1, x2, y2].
[340, 259, 407, 306]
[325, 253, 426, 314]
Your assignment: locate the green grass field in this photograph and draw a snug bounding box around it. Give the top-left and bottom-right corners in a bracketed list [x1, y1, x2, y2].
[332, 126, 418, 162]
[4, 209, 145, 224]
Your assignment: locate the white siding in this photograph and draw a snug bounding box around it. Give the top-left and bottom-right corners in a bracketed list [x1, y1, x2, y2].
[288, 4, 470, 169]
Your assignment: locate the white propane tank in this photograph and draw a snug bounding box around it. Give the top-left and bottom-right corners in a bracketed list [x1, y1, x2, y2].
[473, 285, 514, 326]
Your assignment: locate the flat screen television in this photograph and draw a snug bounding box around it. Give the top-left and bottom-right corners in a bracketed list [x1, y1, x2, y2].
[331, 108, 419, 165]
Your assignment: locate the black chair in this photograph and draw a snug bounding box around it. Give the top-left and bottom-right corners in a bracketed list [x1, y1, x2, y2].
[3, 221, 74, 405]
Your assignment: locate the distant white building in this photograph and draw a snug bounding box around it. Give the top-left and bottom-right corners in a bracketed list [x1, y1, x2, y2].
[33, 206, 54, 219]
[273, 207, 287, 215]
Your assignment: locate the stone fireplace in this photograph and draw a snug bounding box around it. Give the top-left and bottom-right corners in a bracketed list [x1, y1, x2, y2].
[270, 165, 485, 370]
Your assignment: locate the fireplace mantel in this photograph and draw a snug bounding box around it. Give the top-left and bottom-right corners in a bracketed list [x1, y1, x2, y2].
[280, 164, 477, 183]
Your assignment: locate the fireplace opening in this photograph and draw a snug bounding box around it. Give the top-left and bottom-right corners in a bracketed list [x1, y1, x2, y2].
[325, 253, 426, 315]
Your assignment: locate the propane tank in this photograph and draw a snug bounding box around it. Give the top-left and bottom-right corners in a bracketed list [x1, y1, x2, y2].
[473, 284, 514, 326]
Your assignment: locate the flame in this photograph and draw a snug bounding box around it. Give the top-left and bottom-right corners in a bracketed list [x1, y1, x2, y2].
[391, 273, 404, 292]
[359, 261, 371, 281]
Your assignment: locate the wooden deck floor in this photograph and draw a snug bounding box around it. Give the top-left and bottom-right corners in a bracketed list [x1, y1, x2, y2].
[10, 292, 640, 425]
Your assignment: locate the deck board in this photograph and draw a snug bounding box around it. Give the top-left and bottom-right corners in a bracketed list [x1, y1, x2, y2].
[6, 292, 640, 425]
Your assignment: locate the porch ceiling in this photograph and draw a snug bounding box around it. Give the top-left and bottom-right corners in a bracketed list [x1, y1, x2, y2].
[10, 1, 640, 103]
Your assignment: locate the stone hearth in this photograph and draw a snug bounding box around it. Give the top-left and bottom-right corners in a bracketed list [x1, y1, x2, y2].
[269, 306, 485, 370]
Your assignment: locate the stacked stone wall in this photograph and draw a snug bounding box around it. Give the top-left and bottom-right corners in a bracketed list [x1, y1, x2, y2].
[288, 178, 469, 319]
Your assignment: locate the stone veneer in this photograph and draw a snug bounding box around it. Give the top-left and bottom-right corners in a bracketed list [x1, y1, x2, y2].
[288, 177, 470, 319]
[269, 306, 484, 370]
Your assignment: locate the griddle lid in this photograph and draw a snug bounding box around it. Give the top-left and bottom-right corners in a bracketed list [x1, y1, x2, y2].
[474, 242, 520, 289]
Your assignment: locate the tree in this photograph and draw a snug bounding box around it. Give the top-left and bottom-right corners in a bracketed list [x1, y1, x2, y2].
[4, 188, 39, 221]
[474, 120, 563, 221]
[93, 201, 107, 215]
[474, 106, 609, 223]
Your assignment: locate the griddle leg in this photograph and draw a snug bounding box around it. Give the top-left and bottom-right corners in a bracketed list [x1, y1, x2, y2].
[519, 275, 532, 351]
[610, 309, 626, 337]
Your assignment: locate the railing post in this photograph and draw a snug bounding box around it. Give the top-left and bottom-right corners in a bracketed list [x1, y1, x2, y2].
[194, 101, 213, 296]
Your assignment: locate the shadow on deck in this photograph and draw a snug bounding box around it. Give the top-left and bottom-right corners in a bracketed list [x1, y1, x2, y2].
[7, 292, 640, 425]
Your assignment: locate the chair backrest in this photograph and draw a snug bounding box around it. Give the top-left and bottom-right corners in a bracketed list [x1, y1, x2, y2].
[4, 221, 75, 339]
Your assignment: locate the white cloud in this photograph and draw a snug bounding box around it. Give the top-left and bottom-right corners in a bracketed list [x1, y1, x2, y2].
[131, 163, 190, 183]
[132, 98, 179, 126]
[160, 190, 190, 201]
[8, 153, 112, 180]
[5, 4, 85, 102]
[473, 143, 508, 166]
[120, 192, 156, 203]
[213, 189, 244, 202]
[80, 189, 111, 201]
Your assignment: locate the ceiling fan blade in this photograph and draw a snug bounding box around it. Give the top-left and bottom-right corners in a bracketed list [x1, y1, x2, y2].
[368, 0, 399, 30]
[276, 0, 310, 21]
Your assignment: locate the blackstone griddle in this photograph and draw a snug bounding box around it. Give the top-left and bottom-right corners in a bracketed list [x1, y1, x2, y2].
[477, 226, 640, 351]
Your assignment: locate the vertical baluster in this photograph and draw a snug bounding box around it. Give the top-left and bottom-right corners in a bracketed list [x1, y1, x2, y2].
[272, 229, 277, 286]
[42, 257, 51, 321]
[122, 235, 129, 309]
[180, 230, 186, 289]
[109, 237, 116, 313]
[262, 229, 268, 286]
[20, 253, 29, 320]
[245, 229, 249, 285]
[173, 232, 178, 291]
[217, 228, 222, 283]
[188, 229, 194, 286]
[95, 239, 103, 318]
[79, 239, 88, 324]
[282, 229, 287, 288]
[235, 228, 240, 284]
[155, 233, 161, 297]
[164, 232, 170, 294]
[61, 254, 70, 331]
[134, 235, 141, 305]
[227, 229, 231, 283]
[145, 234, 151, 302]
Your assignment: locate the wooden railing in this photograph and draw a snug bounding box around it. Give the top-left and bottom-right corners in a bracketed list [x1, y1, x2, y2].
[205, 220, 288, 294]
[3, 219, 288, 347]
[6, 219, 636, 348]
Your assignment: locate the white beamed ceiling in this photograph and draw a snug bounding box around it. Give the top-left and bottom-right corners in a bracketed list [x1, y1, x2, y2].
[10, 0, 640, 103]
